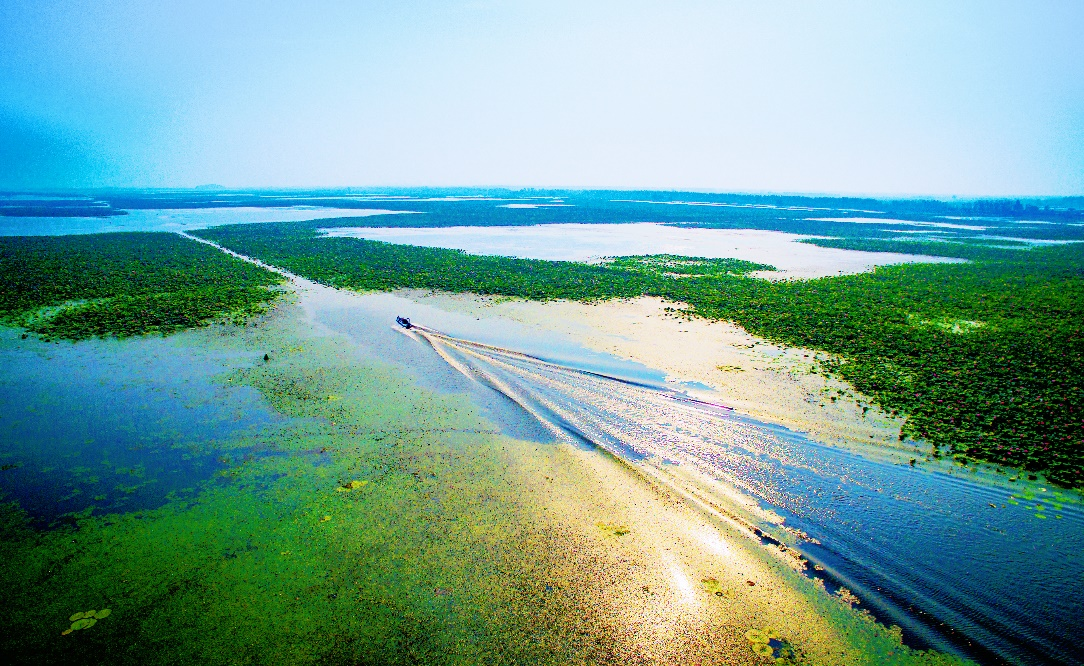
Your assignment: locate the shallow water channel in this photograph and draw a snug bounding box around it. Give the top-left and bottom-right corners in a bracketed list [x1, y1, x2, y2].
[393, 323, 1083, 666]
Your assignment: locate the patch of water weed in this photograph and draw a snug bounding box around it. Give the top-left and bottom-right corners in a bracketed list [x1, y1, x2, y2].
[595, 522, 631, 537]
[61, 609, 110, 636]
[0, 232, 283, 340]
[700, 577, 733, 598]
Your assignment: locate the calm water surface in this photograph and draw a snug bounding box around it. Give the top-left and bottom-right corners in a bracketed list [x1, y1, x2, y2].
[0, 332, 285, 526]
[0, 206, 402, 236]
[321, 222, 963, 278]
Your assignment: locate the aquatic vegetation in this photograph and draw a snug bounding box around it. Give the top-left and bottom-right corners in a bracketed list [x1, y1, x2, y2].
[335, 479, 369, 492]
[746, 628, 770, 643]
[700, 577, 731, 597]
[745, 627, 808, 663]
[69, 617, 96, 630]
[195, 222, 669, 301]
[197, 222, 1084, 487]
[596, 522, 630, 537]
[602, 254, 773, 277]
[60, 610, 108, 636]
[0, 232, 283, 340]
[797, 237, 1029, 262]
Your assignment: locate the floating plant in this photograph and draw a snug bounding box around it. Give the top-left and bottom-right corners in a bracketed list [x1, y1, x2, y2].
[0, 233, 282, 341]
[700, 577, 731, 597]
[63, 609, 110, 635]
[596, 522, 630, 537]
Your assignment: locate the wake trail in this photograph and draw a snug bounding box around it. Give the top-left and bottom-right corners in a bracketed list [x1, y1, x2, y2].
[407, 322, 1084, 666]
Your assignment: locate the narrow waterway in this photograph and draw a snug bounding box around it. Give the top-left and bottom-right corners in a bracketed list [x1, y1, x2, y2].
[407, 324, 1083, 666]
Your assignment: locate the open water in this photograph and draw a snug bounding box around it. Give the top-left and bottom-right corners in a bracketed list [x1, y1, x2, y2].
[0, 332, 285, 527]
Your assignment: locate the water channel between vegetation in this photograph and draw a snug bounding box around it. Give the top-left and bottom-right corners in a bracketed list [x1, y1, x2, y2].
[180, 231, 1084, 666]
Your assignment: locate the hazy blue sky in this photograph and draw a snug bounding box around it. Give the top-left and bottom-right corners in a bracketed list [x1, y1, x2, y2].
[1, 1, 1082, 195]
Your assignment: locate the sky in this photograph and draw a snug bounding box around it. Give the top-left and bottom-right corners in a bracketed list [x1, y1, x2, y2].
[1, 1, 1082, 195]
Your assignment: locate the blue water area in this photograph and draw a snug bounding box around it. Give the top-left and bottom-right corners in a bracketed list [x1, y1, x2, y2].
[0, 206, 398, 236]
[417, 327, 1084, 666]
[0, 332, 285, 527]
[732, 415, 1084, 666]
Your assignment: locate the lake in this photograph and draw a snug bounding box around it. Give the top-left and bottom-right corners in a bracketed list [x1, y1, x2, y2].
[321, 222, 964, 278]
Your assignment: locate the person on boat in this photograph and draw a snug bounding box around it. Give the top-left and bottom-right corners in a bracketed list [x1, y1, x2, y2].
[396, 316, 412, 329]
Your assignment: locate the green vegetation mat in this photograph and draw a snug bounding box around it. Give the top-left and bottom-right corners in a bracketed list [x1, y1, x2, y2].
[196, 222, 1084, 487]
[798, 237, 1034, 261]
[0, 233, 283, 339]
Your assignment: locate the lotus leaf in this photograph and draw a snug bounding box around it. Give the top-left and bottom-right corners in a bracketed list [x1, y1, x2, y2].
[68, 612, 85, 622]
[596, 523, 630, 537]
[700, 577, 725, 595]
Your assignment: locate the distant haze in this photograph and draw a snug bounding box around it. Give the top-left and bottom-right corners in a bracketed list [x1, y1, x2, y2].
[1, 1, 1082, 195]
